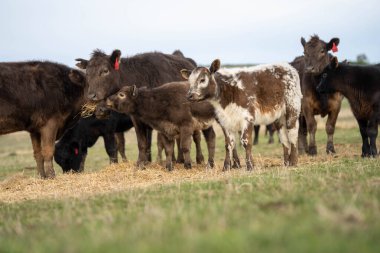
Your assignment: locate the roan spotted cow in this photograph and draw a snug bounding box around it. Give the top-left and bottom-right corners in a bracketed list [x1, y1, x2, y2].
[182, 59, 302, 170]
[0, 61, 86, 178]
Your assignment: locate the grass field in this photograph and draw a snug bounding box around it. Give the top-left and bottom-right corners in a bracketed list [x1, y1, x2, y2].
[0, 100, 379, 252]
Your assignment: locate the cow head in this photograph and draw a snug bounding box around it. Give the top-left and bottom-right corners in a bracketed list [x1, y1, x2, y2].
[75, 49, 122, 101]
[105, 85, 138, 114]
[181, 59, 220, 101]
[316, 57, 339, 94]
[301, 35, 340, 74]
[54, 138, 84, 173]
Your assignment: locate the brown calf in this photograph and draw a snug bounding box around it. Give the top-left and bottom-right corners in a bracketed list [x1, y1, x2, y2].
[106, 82, 216, 171]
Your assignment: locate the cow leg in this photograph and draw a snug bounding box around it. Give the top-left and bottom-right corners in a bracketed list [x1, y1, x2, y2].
[40, 121, 58, 179]
[156, 132, 164, 163]
[115, 132, 127, 162]
[241, 123, 254, 171]
[367, 119, 378, 157]
[30, 132, 45, 178]
[202, 127, 216, 169]
[131, 117, 150, 168]
[104, 134, 118, 164]
[146, 127, 153, 162]
[176, 137, 184, 163]
[221, 127, 236, 171]
[193, 130, 205, 164]
[232, 146, 241, 169]
[180, 127, 193, 169]
[287, 118, 299, 167]
[275, 119, 291, 166]
[325, 110, 339, 154]
[297, 115, 308, 155]
[304, 111, 317, 156]
[357, 119, 370, 157]
[253, 125, 260, 145]
[161, 135, 175, 171]
[267, 124, 275, 144]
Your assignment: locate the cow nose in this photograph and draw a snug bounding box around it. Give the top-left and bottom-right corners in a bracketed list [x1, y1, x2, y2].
[186, 92, 194, 100]
[105, 98, 113, 108]
[87, 93, 97, 101]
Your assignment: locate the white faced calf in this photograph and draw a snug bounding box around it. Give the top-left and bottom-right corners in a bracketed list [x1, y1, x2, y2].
[182, 59, 302, 170]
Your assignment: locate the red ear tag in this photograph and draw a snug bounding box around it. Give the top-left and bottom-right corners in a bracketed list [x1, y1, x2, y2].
[332, 42, 338, 53]
[114, 58, 120, 70]
[74, 148, 79, 155]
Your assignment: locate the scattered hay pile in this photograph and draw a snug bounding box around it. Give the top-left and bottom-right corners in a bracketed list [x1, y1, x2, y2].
[0, 151, 350, 204]
[80, 101, 98, 118]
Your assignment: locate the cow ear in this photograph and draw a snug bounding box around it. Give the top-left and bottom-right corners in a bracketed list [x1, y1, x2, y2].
[330, 57, 339, 69]
[180, 69, 191, 80]
[69, 69, 86, 87]
[130, 85, 138, 98]
[301, 37, 306, 47]
[75, 58, 88, 69]
[326, 38, 340, 51]
[210, 59, 220, 74]
[110, 49, 122, 70]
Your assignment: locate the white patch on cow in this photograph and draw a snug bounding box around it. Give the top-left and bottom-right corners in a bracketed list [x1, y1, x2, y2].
[210, 101, 253, 134]
[287, 121, 299, 146]
[253, 104, 286, 125]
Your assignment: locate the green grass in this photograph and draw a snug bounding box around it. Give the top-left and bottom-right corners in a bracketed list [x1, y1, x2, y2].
[1, 159, 379, 253]
[0, 104, 379, 252]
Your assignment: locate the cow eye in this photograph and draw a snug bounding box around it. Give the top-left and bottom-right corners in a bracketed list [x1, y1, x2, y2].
[118, 92, 126, 98]
[200, 78, 205, 83]
[322, 73, 327, 78]
[320, 49, 325, 54]
[101, 69, 109, 76]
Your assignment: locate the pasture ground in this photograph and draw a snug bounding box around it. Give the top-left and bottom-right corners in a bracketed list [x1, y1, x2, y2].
[0, 100, 379, 253]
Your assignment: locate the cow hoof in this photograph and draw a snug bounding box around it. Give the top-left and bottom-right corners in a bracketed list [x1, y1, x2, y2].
[246, 162, 253, 171]
[223, 162, 231, 172]
[184, 162, 192, 169]
[308, 146, 317, 156]
[326, 143, 336, 154]
[45, 169, 56, 179]
[207, 160, 214, 169]
[196, 155, 205, 164]
[166, 163, 173, 171]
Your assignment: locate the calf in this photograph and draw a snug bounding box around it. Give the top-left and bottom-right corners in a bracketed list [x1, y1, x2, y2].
[0, 61, 86, 178]
[299, 35, 344, 155]
[105, 82, 216, 171]
[75, 49, 197, 167]
[317, 57, 380, 157]
[182, 59, 302, 170]
[54, 112, 133, 172]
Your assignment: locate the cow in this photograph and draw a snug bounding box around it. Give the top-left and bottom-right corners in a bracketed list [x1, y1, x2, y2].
[317, 57, 380, 157]
[0, 61, 86, 178]
[54, 111, 133, 172]
[182, 59, 302, 170]
[105, 82, 217, 171]
[298, 35, 344, 155]
[75, 49, 197, 167]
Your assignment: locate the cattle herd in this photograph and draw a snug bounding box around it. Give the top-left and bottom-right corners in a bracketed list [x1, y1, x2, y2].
[1, 35, 379, 179]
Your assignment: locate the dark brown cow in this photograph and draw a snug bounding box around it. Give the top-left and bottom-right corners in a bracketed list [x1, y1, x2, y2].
[105, 82, 216, 171]
[75, 50, 197, 167]
[317, 57, 380, 157]
[0, 61, 86, 178]
[182, 59, 302, 170]
[298, 35, 344, 155]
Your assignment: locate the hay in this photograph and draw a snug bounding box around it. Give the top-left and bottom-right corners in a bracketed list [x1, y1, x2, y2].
[0, 150, 349, 204]
[80, 101, 98, 118]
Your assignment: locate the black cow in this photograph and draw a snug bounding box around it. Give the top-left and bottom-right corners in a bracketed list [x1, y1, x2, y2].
[54, 112, 133, 172]
[0, 61, 86, 178]
[317, 57, 380, 157]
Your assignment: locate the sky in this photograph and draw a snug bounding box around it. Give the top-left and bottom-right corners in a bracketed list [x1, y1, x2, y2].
[0, 0, 379, 67]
